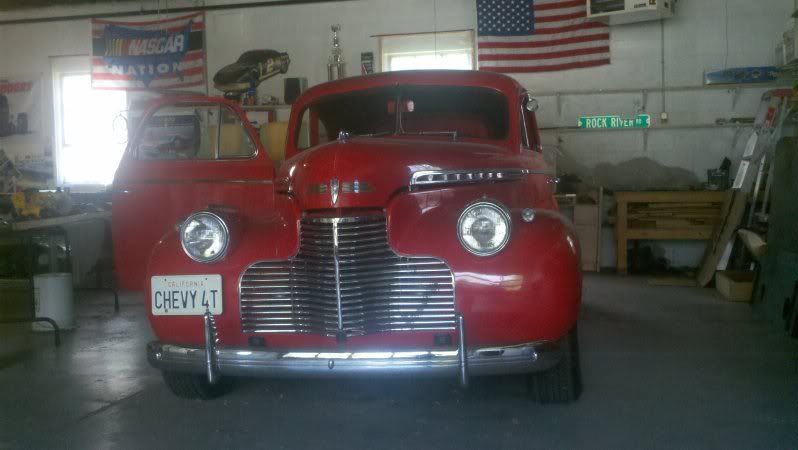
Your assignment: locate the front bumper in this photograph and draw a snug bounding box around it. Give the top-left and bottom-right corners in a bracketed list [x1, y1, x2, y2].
[147, 340, 562, 380]
[147, 312, 564, 386]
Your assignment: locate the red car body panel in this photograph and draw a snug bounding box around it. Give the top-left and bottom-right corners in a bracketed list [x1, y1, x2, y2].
[113, 70, 580, 356]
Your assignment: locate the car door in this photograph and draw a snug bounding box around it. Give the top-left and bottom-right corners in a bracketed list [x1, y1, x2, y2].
[112, 97, 274, 291]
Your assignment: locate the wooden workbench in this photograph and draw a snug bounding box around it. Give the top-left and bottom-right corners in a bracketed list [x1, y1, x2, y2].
[615, 191, 729, 274]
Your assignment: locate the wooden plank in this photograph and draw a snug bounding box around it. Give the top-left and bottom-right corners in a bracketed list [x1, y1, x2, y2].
[614, 191, 729, 204]
[624, 228, 714, 240]
[616, 199, 628, 274]
[645, 202, 717, 209]
[697, 191, 748, 286]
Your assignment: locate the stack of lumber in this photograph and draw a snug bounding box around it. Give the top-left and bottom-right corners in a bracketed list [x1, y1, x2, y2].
[627, 201, 722, 232]
[615, 191, 730, 274]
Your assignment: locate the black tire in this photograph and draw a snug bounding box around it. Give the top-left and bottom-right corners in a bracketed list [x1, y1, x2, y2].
[161, 371, 235, 400]
[527, 325, 582, 403]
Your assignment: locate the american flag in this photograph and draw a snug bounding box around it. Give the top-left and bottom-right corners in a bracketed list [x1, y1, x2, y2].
[477, 0, 610, 73]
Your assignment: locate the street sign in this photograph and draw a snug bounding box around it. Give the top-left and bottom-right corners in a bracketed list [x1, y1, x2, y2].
[578, 114, 652, 129]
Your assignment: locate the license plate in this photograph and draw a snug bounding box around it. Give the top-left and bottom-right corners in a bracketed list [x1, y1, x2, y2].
[151, 275, 223, 316]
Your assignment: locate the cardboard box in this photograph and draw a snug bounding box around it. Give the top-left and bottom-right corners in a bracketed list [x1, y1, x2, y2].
[715, 271, 755, 302]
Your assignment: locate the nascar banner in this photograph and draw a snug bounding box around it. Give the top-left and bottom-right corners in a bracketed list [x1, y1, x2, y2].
[91, 12, 206, 90]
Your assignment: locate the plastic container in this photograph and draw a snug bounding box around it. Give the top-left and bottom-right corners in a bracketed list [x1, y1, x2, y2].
[32, 273, 74, 331]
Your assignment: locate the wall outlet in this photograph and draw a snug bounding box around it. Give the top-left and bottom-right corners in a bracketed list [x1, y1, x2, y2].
[660, 112, 669, 123]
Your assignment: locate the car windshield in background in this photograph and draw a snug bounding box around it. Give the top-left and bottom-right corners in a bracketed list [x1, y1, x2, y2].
[299, 85, 508, 148]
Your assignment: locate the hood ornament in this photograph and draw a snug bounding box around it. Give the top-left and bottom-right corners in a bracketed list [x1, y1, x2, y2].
[330, 178, 340, 206]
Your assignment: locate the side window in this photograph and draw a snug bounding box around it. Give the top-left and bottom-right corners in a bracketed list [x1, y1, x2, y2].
[520, 95, 540, 152]
[137, 104, 255, 160]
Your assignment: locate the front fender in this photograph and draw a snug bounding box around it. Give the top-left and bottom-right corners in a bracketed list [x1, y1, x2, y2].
[388, 185, 581, 346]
[145, 209, 299, 346]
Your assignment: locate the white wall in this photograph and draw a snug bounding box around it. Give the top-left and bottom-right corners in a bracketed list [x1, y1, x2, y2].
[0, 0, 791, 268]
[1, 0, 790, 180]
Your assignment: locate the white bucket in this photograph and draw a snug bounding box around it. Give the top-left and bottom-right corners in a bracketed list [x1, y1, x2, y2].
[32, 273, 75, 331]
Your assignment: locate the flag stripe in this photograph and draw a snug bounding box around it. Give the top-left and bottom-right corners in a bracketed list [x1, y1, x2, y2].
[92, 66, 204, 81]
[479, 40, 609, 55]
[478, 27, 608, 43]
[479, 51, 610, 67]
[479, 45, 609, 61]
[478, 32, 610, 49]
[534, 11, 586, 23]
[534, 5, 583, 17]
[481, 58, 611, 73]
[92, 51, 204, 67]
[533, 19, 606, 32]
[533, 0, 585, 11]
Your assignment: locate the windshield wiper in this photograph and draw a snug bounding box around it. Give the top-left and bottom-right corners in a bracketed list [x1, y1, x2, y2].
[352, 131, 394, 138]
[402, 130, 459, 141]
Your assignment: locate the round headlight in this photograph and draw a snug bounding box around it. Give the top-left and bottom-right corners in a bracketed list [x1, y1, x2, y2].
[457, 201, 511, 256]
[180, 212, 229, 263]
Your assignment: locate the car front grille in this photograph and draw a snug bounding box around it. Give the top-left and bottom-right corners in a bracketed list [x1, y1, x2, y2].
[239, 214, 456, 337]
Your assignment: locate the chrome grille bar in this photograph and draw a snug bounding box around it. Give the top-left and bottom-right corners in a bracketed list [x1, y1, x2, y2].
[239, 214, 456, 336]
[332, 218, 344, 332]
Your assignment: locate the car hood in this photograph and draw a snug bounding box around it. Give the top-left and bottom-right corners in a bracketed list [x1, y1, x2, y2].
[278, 137, 519, 210]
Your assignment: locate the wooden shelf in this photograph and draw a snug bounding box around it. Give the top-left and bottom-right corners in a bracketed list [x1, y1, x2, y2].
[614, 191, 729, 275]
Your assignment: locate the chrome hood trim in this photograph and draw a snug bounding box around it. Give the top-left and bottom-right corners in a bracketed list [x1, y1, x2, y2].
[409, 168, 551, 190]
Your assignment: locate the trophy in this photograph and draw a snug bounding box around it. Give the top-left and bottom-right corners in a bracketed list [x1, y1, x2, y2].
[327, 25, 345, 81]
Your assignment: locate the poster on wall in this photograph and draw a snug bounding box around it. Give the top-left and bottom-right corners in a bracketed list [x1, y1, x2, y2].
[91, 12, 206, 91]
[0, 76, 51, 192]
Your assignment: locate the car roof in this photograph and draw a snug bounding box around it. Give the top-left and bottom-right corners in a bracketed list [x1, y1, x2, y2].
[296, 70, 523, 107]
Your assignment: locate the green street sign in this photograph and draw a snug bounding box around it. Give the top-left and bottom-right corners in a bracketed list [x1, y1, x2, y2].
[578, 114, 652, 129]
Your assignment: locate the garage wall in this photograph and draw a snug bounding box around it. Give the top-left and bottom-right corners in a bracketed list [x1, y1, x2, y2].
[1, 0, 789, 179]
[0, 0, 791, 268]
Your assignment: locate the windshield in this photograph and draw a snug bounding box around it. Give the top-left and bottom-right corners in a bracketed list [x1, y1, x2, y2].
[296, 85, 508, 149]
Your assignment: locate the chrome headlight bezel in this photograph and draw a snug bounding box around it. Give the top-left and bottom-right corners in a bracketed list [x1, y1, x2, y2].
[179, 211, 230, 263]
[456, 200, 512, 257]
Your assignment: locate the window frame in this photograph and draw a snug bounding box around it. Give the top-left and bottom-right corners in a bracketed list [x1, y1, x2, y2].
[132, 102, 258, 161]
[294, 85, 510, 150]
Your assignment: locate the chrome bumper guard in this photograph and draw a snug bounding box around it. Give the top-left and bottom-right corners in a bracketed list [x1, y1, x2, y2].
[148, 312, 562, 387]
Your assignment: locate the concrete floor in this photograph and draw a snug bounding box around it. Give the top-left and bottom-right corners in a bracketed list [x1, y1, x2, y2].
[1, 274, 796, 449]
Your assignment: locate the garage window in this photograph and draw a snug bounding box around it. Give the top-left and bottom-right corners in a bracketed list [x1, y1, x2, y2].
[52, 56, 127, 191]
[379, 30, 475, 72]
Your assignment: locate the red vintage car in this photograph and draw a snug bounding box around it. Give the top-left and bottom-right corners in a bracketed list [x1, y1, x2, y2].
[112, 70, 582, 402]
